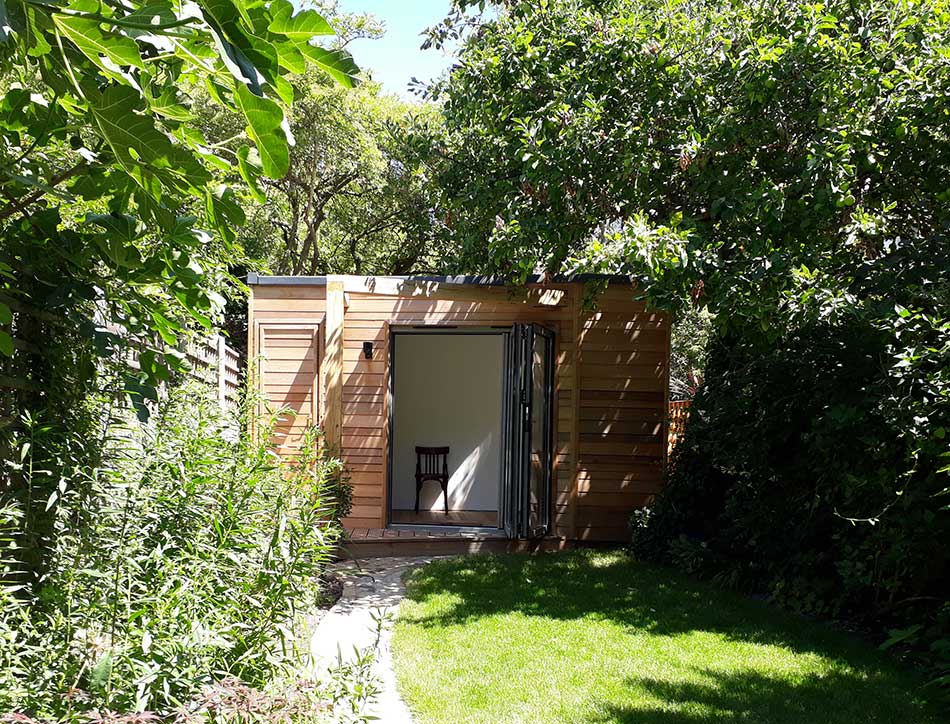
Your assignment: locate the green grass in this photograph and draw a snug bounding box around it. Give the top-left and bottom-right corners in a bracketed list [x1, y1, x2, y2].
[392, 550, 937, 724]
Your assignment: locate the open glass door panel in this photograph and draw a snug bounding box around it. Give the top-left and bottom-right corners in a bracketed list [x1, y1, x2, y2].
[504, 324, 554, 538]
[527, 325, 554, 536]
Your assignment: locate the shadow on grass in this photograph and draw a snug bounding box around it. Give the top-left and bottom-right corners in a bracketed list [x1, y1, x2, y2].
[404, 551, 838, 652]
[400, 550, 937, 722]
[591, 667, 930, 723]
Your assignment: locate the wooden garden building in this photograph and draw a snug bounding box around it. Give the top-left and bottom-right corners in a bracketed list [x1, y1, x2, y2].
[247, 274, 670, 553]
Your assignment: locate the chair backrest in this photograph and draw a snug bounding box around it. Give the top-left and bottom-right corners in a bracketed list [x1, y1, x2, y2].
[415, 446, 449, 475]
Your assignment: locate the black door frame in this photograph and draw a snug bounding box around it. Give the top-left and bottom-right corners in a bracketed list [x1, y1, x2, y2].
[386, 326, 510, 531]
[504, 323, 556, 539]
[386, 324, 555, 537]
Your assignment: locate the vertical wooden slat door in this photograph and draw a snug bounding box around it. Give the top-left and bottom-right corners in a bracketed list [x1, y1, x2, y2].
[256, 322, 321, 455]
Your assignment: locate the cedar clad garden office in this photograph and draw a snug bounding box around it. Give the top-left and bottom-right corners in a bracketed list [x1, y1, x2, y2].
[248, 274, 670, 543]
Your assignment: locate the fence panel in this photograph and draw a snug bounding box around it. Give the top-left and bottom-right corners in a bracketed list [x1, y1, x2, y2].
[667, 399, 691, 457]
[185, 335, 242, 409]
[0, 297, 242, 418]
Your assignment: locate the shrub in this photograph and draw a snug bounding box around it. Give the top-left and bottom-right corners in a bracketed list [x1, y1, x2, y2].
[634, 235, 950, 694]
[0, 381, 355, 719]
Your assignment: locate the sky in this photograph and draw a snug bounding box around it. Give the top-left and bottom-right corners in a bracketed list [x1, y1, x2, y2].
[338, 0, 460, 98]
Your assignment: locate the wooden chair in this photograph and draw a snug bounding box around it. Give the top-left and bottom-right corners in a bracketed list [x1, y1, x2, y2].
[414, 446, 450, 514]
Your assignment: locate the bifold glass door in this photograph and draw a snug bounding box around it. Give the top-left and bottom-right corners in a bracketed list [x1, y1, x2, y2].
[503, 324, 555, 538]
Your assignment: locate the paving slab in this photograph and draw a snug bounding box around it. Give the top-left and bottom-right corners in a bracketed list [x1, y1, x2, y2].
[306, 556, 440, 723]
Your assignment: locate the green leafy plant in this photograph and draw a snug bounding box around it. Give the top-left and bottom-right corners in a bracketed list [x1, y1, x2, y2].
[0, 381, 352, 719]
[429, 0, 950, 694]
[0, 0, 359, 657]
[632, 247, 950, 692]
[0, 5, 365, 712]
[0, 0, 358, 388]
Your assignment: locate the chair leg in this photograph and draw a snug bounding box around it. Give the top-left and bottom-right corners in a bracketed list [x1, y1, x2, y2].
[414, 476, 421, 514]
[442, 481, 449, 514]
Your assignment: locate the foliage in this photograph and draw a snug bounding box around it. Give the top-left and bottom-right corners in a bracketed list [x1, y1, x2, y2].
[0, 5, 362, 712]
[428, 0, 950, 302]
[0, 0, 358, 611]
[429, 0, 950, 688]
[217, 75, 442, 276]
[0, 0, 356, 389]
[669, 303, 711, 400]
[393, 551, 938, 723]
[633, 238, 950, 691]
[180, 1, 440, 281]
[0, 381, 352, 719]
[0, 1, 379, 718]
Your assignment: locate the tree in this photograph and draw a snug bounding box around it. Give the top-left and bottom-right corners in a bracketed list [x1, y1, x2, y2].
[427, 0, 949, 309]
[234, 75, 441, 276]
[0, 0, 359, 624]
[0, 0, 358, 396]
[428, 0, 950, 684]
[189, 1, 440, 282]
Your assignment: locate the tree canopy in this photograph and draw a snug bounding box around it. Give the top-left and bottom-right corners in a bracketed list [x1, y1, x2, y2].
[429, 0, 950, 686]
[209, 73, 442, 277]
[0, 0, 357, 393]
[429, 0, 950, 316]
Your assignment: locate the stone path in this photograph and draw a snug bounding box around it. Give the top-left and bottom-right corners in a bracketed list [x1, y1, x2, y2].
[306, 556, 439, 723]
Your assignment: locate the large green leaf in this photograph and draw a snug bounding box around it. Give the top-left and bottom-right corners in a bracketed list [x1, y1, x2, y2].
[234, 83, 289, 178]
[52, 13, 144, 71]
[120, 1, 176, 34]
[199, 0, 282, 90]
[25, 7, 53, 56]
[89, 90, 209, 194]
[205, 184, 245, 243]
[86, 212, 144, 243]
[237, 145, 266, 202]
[147, 86, 192, 122]
[268, 0, 334, 39]
[199, 0, 265, 94]
[95, 233, 143, 268]
[209, 29, 263, 95]
[302, 44, 360, 88]
[0, 329, 14, 357]
[274, 38, 306, 74]
[86, 85, 174, 183]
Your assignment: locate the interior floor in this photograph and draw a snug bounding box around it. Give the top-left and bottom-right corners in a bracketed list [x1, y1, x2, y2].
[390, 509, 499, 528]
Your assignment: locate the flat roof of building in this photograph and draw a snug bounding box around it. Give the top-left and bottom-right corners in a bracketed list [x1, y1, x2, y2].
[246, 273, 630, 286]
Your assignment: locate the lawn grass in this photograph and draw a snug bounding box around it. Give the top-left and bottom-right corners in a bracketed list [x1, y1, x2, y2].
[392, 550, 937, 724]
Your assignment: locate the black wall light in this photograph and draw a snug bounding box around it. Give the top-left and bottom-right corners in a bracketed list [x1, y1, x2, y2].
[362, 341, 373, 359]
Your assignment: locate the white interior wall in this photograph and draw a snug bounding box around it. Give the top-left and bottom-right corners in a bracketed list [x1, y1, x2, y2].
[391, 333, 504, 513]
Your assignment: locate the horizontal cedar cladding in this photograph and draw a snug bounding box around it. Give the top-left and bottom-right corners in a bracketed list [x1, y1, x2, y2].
[249, 278, 670, 541]
[570, 287, 669, 542]
[340, 285, 573, 530]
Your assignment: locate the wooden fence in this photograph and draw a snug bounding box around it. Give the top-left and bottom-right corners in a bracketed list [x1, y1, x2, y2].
[0, 290, 242, 418]
[668, 399, 691, 457]
[185, 335, 242, 409]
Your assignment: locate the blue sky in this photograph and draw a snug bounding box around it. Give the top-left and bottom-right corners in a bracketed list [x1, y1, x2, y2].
[338, 0, 459, 98]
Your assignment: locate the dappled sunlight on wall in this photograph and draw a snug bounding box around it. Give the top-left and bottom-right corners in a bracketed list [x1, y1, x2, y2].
[445, 432, 490, 508]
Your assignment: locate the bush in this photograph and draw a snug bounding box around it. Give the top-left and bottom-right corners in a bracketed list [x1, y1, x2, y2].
[0, 381, 355, 720]
[634, 236, 950, 694]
